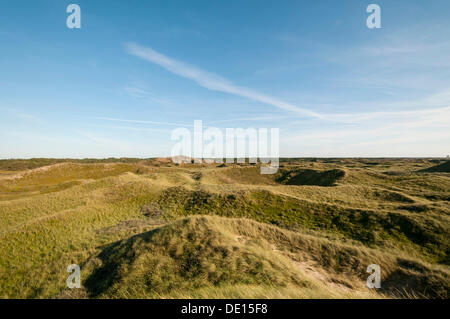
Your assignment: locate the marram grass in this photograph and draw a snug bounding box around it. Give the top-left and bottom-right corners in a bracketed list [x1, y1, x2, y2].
[0, 159, 448, 298]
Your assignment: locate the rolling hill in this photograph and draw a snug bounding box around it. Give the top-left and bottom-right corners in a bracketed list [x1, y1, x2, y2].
[0, 158, 448, 298]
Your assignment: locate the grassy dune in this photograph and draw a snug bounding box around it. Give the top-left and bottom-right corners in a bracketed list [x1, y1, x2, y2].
[0, 158, 449, 298]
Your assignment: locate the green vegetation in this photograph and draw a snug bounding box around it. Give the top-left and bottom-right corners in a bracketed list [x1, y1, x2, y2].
[0, 158, 448, 298]
[420, 160, 450, 173]
[275, 168, 346, 186]
[0, 158, 149, 171]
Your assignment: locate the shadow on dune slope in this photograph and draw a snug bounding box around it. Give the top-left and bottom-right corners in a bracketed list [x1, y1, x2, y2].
[276, 168, 346, 186]
[80, 215, 449, 299]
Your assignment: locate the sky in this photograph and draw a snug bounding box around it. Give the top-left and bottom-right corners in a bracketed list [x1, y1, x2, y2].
[1, 0, 450, 158]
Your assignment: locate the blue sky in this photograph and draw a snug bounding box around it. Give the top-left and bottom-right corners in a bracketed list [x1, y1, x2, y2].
[1, 0, 450, 158]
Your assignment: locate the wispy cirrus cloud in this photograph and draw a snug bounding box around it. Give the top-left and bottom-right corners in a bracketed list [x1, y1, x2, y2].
[93, 116, 190, 127]
[124, 86, 152, 99]
[125, 42, 321, 118]
[124, 86, 171, 105]
[208, 114, 292, 124]
[125, 42, 450, 124]
[0, 107, 46, 125]
[322, 105, 450, 123]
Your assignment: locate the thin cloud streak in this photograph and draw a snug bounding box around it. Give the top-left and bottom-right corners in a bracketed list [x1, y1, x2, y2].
[94, 117, 216, 129]
[125, 42, 450, 125]
[323, 106, 450, 122]
[94, 117, 191, 127]
[125, 42, 321, 118]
